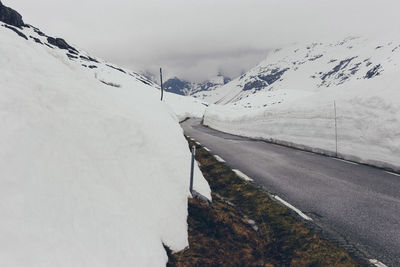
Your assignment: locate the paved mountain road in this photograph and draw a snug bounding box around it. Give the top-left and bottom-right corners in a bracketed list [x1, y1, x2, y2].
[182, 119, 400, 267]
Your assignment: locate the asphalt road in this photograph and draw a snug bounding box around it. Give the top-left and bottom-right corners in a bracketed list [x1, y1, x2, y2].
[182, 118, 400, 267]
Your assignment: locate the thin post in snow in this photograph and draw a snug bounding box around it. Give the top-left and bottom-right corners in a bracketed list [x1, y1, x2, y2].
[334, 100, 338, 157]
[160, 67, 164, 101]
[190, 145, 196, 194]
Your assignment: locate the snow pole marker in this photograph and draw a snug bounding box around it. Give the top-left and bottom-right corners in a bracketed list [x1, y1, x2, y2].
[160, 67, 164, 101]
[334, 100, 338, 157]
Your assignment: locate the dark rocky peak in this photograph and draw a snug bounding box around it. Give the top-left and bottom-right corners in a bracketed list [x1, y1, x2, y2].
[47, 37, 78, 52]
[163, 77, 191, 95]
[0, 1, 24, 28]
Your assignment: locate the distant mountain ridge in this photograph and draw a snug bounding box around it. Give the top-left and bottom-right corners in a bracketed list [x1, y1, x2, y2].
[163, 74, 231, 97]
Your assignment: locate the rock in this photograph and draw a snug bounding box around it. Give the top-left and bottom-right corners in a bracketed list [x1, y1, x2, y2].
[106, 64, 126, 74]
[47, 37, 78, 52]
[0, 1, 24, 28]
[33, 27, 46, 37]
[2, 24, 27, 40]
[29, 35, 43, 44]
[364, 64, 382, 79]
[87, 56, 99, 63]
[68, 49, 79, 55]
[243, 79, 267, 91]
[67, 53, 78, 59]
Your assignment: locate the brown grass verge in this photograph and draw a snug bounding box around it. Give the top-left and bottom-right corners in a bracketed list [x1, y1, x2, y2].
[167, 138, 365, 267]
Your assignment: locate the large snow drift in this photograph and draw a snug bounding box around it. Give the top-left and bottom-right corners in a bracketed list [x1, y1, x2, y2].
[204, 37, 400, 172]
[164, 92, 208, 121]
[0, 22, 210, 266]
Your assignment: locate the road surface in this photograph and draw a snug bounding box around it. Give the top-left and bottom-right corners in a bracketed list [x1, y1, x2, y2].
[182, 118, 400, 267]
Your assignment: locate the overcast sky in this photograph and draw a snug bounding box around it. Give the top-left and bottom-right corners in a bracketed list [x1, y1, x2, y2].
[6, 0, 400, 82]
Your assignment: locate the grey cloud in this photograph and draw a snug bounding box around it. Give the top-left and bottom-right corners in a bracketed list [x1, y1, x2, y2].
[6, 0, 400, 82]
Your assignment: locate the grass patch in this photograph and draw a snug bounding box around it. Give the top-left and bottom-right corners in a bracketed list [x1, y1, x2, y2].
[167, 138, 365, 267]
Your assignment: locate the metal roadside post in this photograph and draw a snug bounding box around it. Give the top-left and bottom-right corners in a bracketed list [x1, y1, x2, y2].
[190, 145, 196, 194]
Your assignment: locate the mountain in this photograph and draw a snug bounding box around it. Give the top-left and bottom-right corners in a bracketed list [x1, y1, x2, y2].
[0, 2, 210, 266]
[163, 77, 192, 95]
[203, 36, 400, 172]
[0, 1, 156, 89]
[163, 74, 231, 97]
[203, 37, 394, 105]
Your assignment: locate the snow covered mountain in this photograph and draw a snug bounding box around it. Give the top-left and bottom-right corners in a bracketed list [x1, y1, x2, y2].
[204, 36, 400, 172]
[0, 2, 210, 266]
[203, 37, 395, 106]
[163, 74, 231, 97]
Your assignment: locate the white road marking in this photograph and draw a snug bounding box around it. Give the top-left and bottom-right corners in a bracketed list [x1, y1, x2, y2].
[333, 158, 358, 165]
[245, 218, 258, 231]
[274, 196, 313, 221]
[369, 259, 388, 267]
[203, 147, 211, 152]
[233, 169, 253, 182]
[384, 171, 400, 177]
[195, 142, 201, 146]
[214, 155, 225, 163]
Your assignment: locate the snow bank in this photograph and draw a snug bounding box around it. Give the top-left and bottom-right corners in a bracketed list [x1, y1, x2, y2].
[204, 56, 400, 172]
[164, 93, 208, 121]
[0, 24, 210, 267]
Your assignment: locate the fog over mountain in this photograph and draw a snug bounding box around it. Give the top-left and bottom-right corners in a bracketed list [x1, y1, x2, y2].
[7, 0, 400, 82]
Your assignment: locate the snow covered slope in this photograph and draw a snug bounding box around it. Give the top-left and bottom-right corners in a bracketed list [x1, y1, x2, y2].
[204, 36, 400, 172]
[163, 93, 208, 121]
[0, 3, 210, 267]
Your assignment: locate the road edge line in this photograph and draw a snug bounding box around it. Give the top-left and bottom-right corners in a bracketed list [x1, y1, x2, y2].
[369, 259, 388, 267]
[384, 171, 400, 177]
[274, 195, 313, 221]
[214, 155, 225, 163]
[333, 158, 359, 165]
[232, 169, 253, 182]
